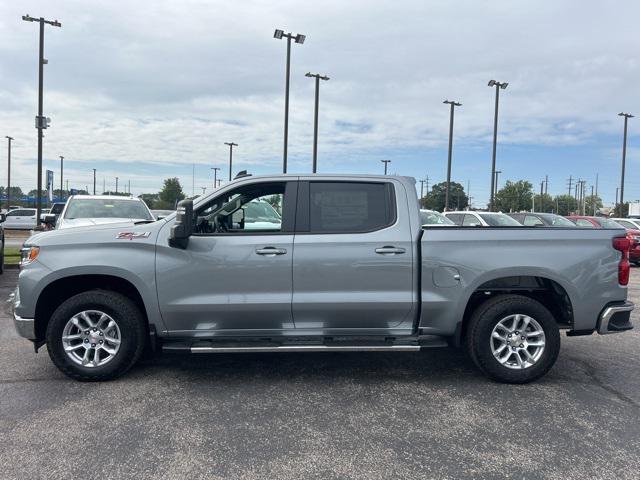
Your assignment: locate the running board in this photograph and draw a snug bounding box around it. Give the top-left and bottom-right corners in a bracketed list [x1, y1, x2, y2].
[190, 345, 421, 353]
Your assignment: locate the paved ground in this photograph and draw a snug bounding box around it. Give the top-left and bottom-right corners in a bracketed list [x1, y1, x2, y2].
[1, 271, 640, 479]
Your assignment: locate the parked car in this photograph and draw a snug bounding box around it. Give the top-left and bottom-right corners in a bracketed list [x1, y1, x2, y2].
[13, 175, 634, 384]
[443, 211, 523, 227]
[420, 209, 455, 226]
[567, 215, 640, 264]
[611, 218, 640, 230]
[50, 195, 155, 230]
[3, 208, 37, 230]
[507, 212, 577, 227]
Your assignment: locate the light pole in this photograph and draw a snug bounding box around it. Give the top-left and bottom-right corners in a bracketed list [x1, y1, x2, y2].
[487, 79, 508, 211]
[274, 29, 306, 173]
[22, 14, 62, 227]
[443, 100, 462, 211]
[305, 72, 330, 173]
[5, 136, 12, 211]
[59, 155, 63, 201]
[224, 142, 237, 181]
[211, 167, 220, 189]
[381, 160, 391, 175]
[618, 112, 633, 216]
[92, 168, 96, 195]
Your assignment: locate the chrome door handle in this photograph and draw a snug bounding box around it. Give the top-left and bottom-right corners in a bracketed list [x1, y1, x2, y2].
[375, 246, 406, 255]
[255, 247, 287, 256]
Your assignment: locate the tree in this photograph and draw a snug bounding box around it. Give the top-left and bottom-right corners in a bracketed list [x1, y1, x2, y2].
[138, 193, 159, 210]
[554, 195, 577, 216]
[533, 193, 554, 213]
[422, 182, 468, 211]
[103, 191, 129, 197]
[158, 178, 185, 209]
[494, 180, 533, 213]
[585, 195, 603, 216]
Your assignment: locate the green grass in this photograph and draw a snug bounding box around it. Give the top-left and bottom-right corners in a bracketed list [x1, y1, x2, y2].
[4, 247, 21, 265]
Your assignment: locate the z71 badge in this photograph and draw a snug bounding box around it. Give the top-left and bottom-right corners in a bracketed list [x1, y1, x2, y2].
[116, 232, 151, 240]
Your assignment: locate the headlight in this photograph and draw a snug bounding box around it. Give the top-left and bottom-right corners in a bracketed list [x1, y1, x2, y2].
[20, 246, 40, 267]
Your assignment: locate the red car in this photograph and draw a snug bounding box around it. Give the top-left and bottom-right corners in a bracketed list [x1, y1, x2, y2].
[567, 215, 640, 264]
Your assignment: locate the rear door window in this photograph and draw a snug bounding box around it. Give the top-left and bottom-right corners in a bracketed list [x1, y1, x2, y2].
[575, 219, 595, 227]
[524, 215, 544, 226]
[306, 182, 395, 233]
[445, 213, 464, 225]
[462, 214, 480, 226]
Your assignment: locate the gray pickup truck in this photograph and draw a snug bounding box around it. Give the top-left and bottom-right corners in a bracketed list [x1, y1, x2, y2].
[12, 174, 634, 383]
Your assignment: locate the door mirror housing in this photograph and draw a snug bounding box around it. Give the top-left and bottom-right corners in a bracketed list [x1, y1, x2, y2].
[169, 199, 193, 249]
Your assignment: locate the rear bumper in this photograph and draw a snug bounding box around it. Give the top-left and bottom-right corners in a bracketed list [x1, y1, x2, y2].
[597, 301, 634, 334]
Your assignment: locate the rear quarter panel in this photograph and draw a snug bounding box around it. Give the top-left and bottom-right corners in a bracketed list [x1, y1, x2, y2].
[420, 227, 627, 335]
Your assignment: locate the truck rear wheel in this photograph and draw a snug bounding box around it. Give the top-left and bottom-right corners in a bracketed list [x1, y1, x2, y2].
[466, 294, 560, 384]
[46, 290, 146, 381]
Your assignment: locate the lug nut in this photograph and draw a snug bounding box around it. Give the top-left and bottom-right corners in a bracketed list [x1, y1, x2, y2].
[521, 336, 525, 340]
[508, 334, 512, 338]
[91, 343, 96, 347]
[99, 340, 103, 345]
[99, 332, 103, 336]
[84, 339, 89, 343]
[519, 344, 524, 348]
[85, 330, 89, 335]
[512, 346, 516, 350]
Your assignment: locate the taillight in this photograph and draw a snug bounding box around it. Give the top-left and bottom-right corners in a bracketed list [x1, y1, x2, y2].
[613, 237, 630, 286]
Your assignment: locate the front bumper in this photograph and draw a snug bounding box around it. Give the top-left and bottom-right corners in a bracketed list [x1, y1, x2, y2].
[11, 288, 36, 340]
[597, 301, 634, 334]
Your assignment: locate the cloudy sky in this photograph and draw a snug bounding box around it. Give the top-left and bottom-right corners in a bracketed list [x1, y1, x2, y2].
[0, 0, 638, 205]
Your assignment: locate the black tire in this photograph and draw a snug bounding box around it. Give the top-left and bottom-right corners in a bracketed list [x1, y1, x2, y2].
[466, 294, 560, 384]
[46, 290, 147, 381]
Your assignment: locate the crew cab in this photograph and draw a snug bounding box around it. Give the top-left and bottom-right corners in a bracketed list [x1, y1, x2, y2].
[12, 174, 634, 383]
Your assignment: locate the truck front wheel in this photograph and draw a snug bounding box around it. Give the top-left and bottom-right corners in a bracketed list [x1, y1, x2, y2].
[466, 294, 560, 384]
[46, 290, 146, 381]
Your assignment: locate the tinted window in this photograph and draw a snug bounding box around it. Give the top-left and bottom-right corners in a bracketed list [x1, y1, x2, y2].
[50, 203, 66, 214]
[539, 214, 576, 227]
[478, 213, 522, 226]
[463, 214, 481, 226]
[575, 219, 595, 228]
[596, 218, 624, 229]
[523, 215, 544, 226]
[446, 213, 464, 225]
[616, 220, 636, 229]
[420, 210, 454, 225]
[309, 182, 395, 233]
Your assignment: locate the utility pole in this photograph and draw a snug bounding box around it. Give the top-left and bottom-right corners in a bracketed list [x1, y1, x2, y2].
[201, 187, 207, 195]
[5, 136, 13, 211]
[22, 14, 62, 227]
[425, 176, 430, 195]
[443, 100, 462, 211]
[306, 72, 330, 173]
[211, 167, 220, 189]
[216, 179, 222, 188]
[591, 185, 595, 215]
[59, 155, 63, 201]
[224, 142, 237, 181]
[381, 160, 391, 175]
[103, 178, 105, 194]
[618, 112, 633, 216]
[115, 177, 119, 194]
[92, 168, 96, 195]
[128, 180, 131, 196]
[419, 179, 426, 202]
[274, 29, 306, 173]
[539, 181, 544, 212]
[488, 79, 508, 211]
[567, 175, 573, 197]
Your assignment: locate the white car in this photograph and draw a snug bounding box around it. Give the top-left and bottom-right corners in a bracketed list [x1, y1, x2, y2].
[3, 208, 37, 230]
[54, 195, 155, 230]
[419, 209, 455, 226]
[611, 218, 640, 230]
[443, 211, 523, 227]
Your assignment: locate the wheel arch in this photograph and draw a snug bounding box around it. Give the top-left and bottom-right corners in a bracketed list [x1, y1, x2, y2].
[34, 274, 149, 340]
[455, 274, 574, 347]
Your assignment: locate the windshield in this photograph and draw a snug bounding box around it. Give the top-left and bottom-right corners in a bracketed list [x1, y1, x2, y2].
[420, 210, 454, 225]
[597, 218, 624, 229]
[244, 200, 281, 224]
[64, 199, 153, 220]
[478, 213, 522, 226]
[539, 214, 576, 227]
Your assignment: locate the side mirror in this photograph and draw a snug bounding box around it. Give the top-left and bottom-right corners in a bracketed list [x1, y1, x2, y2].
[169, 199, 193, 249]
[44, 214, 56, 227]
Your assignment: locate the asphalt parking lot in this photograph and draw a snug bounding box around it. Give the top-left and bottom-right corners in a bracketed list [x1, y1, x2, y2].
[1, 271, 639, 480]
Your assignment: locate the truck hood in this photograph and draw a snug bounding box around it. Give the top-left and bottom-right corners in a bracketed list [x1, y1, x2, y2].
[24, 219, 167, 247]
